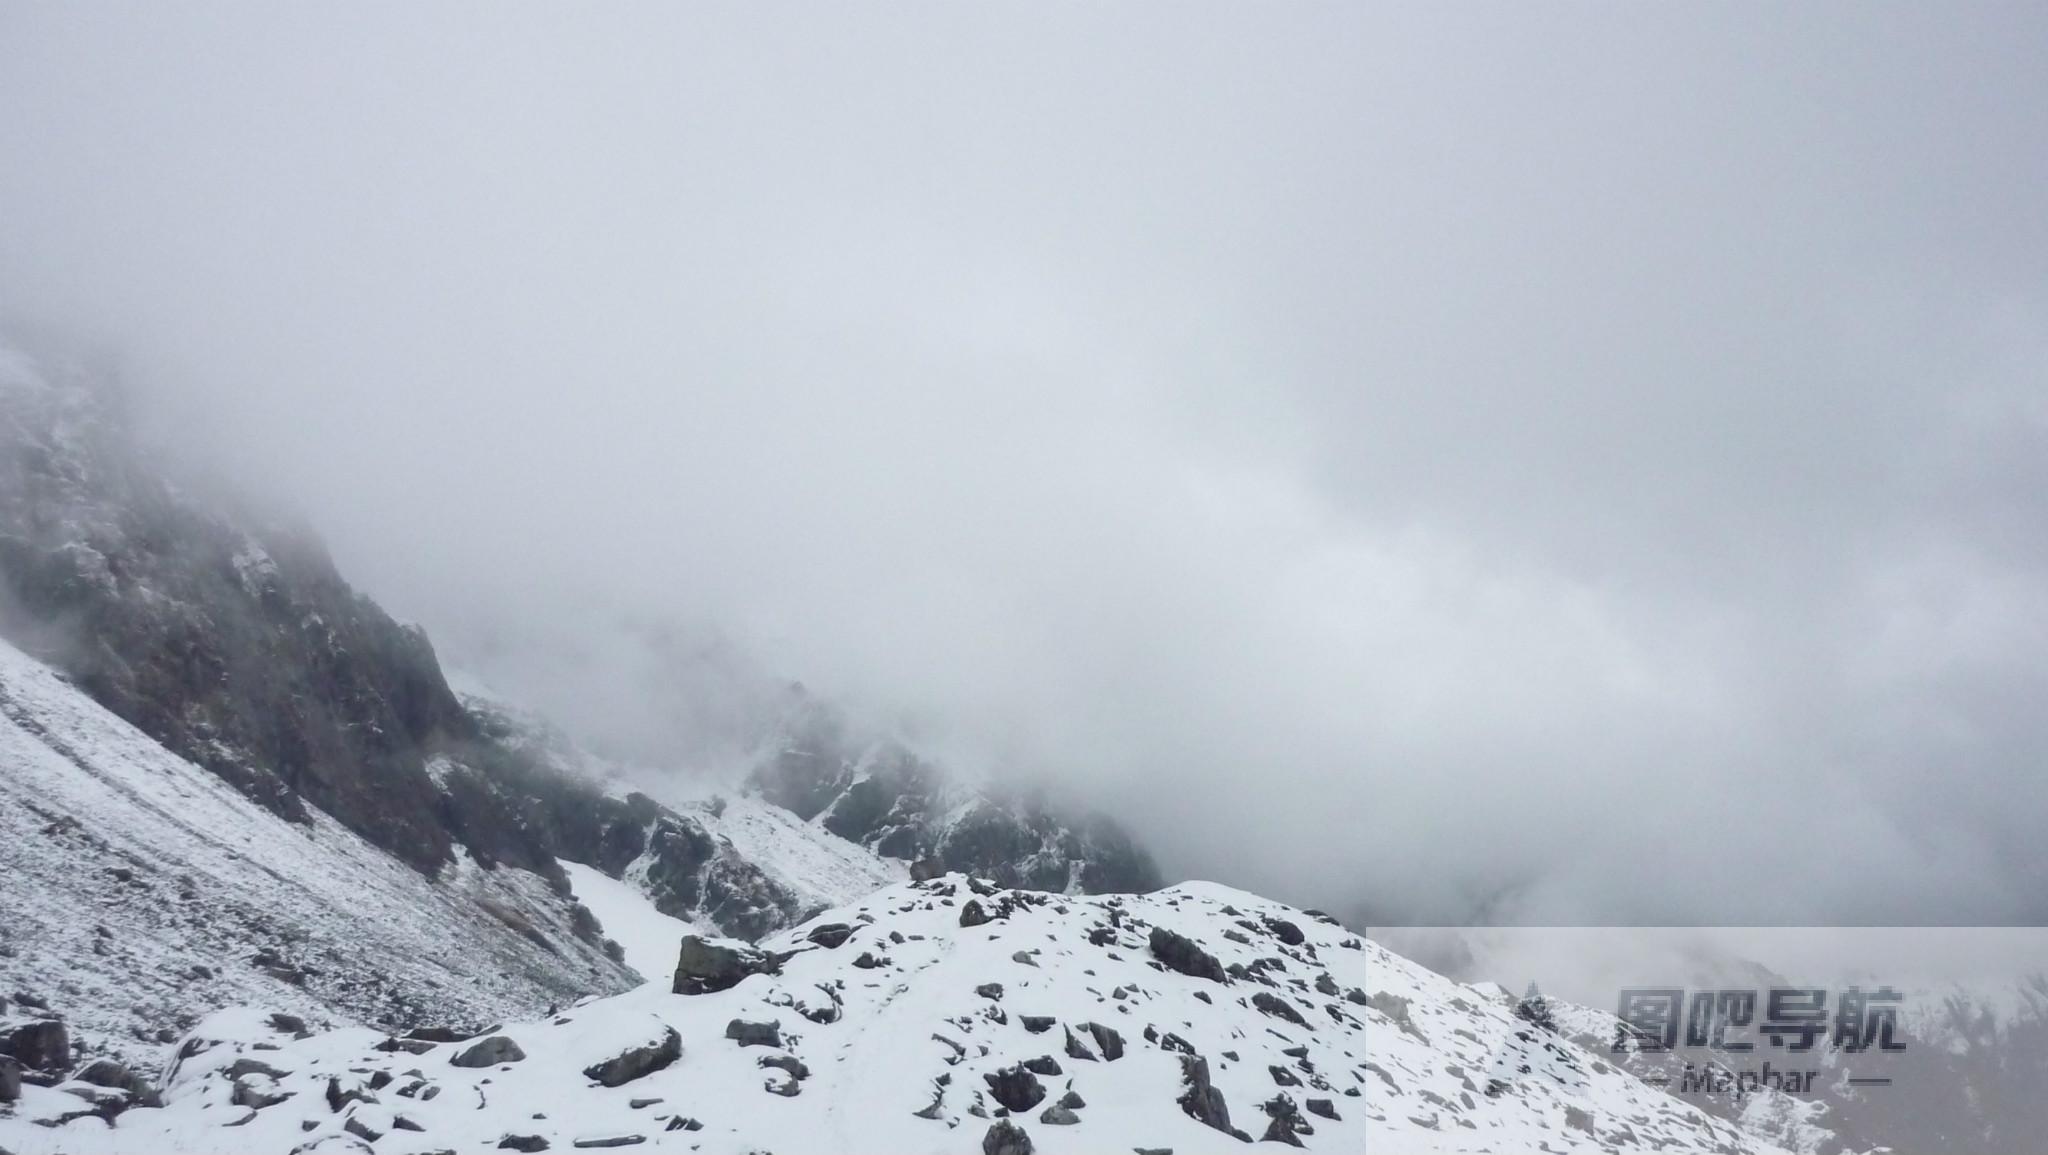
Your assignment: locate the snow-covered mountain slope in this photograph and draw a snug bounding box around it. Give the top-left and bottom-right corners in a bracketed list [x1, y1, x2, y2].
[750, 690, 1162, 895]
[2, 874, 1791, 1154]
[0, 636, 634, 1072]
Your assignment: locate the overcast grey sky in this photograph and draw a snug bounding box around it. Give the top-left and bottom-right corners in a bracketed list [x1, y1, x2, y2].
[2, 3, 2044, 924]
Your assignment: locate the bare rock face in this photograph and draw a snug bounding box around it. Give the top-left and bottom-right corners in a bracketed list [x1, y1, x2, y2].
[450, 1035, 526, 1068]
[983, 1063, 1047, 1112]
[1149, 926, 1228, 983]
[5, 1019, 70, 1071]
[1177, 1053, 1250, 1141]
[581, 1027, 681, 1087]
[981, 1118, 1035, 1155]
[724, 1019, 783, 1048]
[673, 935, 787, 995]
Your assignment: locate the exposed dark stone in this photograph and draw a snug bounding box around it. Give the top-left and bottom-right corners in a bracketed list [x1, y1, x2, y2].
[959, 900, 991, 928]
[673, 936, 786, 995]
[805, 922, 853, 949]
[1253, 992, 1309, 1027]
[1149, 927, 1227, 984]
[1261, 1094, 1309, 1146]
[1262, 918, 1306, 947]
[1019, 1015, 1056, 1034]
[1176, 1054, 1249, 1141]
[1306, 1097, 1339, 1120]
[1022, 1055, 1062, 1077]
[759, 1053, 809, 1081]
[406, 1026, 472, 1043]
[983, 1064, 1047, 1112]
[1080, 1022, 1125, 1061]
[1038, 1104, 1080, 1125]
[1057, 1089, 1085, 1109]
[344, 1116, 384, 1142]
[5, 1020, 68, 1071]
[1063, 1027, 1097, 1062]
[572, 1135, 646, 1148]
[581, 1027, 681, 1087]
[451, 1035, 526, 1067]
[0, 1056, 21, 1103]
[499, 1137, 550, 1152]
[982, 1118, 1035, 1155]
[976, 982, 1004, 1000]
[1269, 1064, 1302, 1087]
[76, 1059, 161, 1107]
[724, 1019, 782, 1048]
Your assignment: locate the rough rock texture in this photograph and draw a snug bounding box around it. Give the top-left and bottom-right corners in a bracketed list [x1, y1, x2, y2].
[581, 1027, 681, 1087]
[673, 936, 786, 995]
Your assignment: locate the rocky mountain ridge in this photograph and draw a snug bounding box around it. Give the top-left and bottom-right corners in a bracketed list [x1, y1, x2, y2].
[1, 874, 1797, 1154]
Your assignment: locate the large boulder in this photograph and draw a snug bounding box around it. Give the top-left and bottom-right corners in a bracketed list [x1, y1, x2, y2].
[981, 1118, 1035, 1155]
[582, 1026, 681, 1087]
[1177, 1053, 1250, 1141]
[75, 1058, 161, 1107]
[0, 1055, 21, 1103]
[5, 1019, 70, 1071]
[723, 1019, 783, 1048]
[673, 935, 785, 995]
[450, 1035, 526, 1067]
[983, 1063, 1047, 1112]
[1149, 926, 1228, 983]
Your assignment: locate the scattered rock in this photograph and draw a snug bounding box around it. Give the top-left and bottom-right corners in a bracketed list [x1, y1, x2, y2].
[1261, 1093, 1310, 1146]
[1262, 917, 1306, 947]
[6, 1019, 70, 1071]
[983, 1064, 1047, 1112]
[982, 1118, 1034, 1155]
[498, 1137, 550, 1152]
[1306, 1097, 1340, 1120]
[976, 982, 1004, 1000]
[1039, 1104, 1080, 1125]
[724, 1018, 783, 1048]
[0, 1056, 21, 1104]
[1148, 927, 1227, 983]
[806, 923, 854, 949]
[76, 1058, 161, 1107]
[582, 1027, 681, 1087]
[1176, 1054, 1249, 1141]
[1080, 1022, 1125, 1061]
[1252, 991, 1309, 1027]
[1022, 1054, 1063, 1077]
[1019, 1016, 1056, 1034]
[672, 935, 785, 995]
[960, 900, 992, 928]
[573, 1134, 646, 1147]
[1063, 1027, 1097, 1062]
[451, 1036, 527, 1067]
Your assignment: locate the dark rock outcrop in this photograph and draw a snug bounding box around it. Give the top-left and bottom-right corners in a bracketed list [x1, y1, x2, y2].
[1149, 927, 1228, 983]
[1177, 1053, 1249, 1141]
[673, 936, 786, 995]
[983, 1064, 1047, 1112]
[981, 1118, 1035, 1155]
[4, 1019, 69, 1071]
[450, 1035, 526, 1068]
[581, 1027, 681, 1087]
[724, 1019, 783, 1048]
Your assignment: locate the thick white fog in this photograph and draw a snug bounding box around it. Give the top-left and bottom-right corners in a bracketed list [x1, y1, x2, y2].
[3, 4, 2044, 923]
